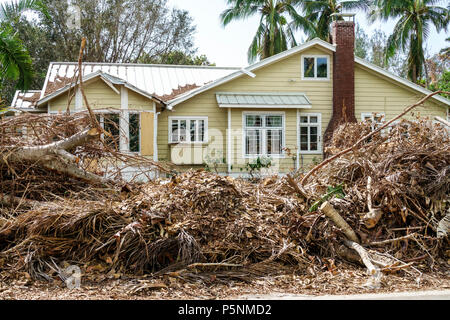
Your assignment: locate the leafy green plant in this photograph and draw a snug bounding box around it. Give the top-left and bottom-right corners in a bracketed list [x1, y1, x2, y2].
[245, 156, 272, 179]
[309, 184, 345, 212]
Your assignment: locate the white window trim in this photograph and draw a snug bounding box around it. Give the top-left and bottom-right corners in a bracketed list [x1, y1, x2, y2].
[301, 55, 330, 81]
[96, 111, 143, 155]
[47, 109, 150, 155]
[168, 116, 208, 144]
[242, 111, 286, 159]
[361, 112, 386, 132]
[298, 112, 323, 154]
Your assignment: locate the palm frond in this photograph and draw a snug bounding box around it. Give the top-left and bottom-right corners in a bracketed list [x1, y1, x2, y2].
[0, 27, 34, 90]
[0, 0, 49, 21]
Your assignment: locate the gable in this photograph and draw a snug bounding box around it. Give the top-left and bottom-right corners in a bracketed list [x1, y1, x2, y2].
[355, 65, 447, 119]
[172, 45, 334, 112]
[48, 78, 118, 112]
[168, 39, 449, 109]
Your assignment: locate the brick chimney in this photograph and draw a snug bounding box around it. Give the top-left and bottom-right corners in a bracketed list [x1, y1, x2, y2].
[324, 20, 357, 146]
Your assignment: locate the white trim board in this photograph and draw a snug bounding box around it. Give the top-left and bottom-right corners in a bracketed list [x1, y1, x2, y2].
[219, 104, 312, 109]
[167, 38, 449, 109]
[167, 38, 336, 108]
[355, 57, 450, 106]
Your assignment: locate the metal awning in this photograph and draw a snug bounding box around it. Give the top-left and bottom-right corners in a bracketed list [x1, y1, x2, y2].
[216, 92, 312, 108]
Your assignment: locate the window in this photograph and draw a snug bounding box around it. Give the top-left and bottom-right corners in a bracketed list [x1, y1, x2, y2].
[302, 56, 329, 80]
[103, 113, 120, 150]
[129, 113, 141, 153]
[299, 113, 322, 153]
[244, 113, 284, 157]
[169, 117, 207, 143]
[97, 112, 141, 153]
[361, 113, 385, 131]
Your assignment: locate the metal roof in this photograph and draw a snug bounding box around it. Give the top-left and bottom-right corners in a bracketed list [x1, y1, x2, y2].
[41, 63, 240, 101]
[216, 92, 312, 108]
[37, 71, 166, 106]
[11, 90, 43, 111]
[167, 38, 450, 108]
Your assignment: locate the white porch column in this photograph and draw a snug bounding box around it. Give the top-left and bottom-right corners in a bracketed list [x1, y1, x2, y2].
[120, 86, 129, 153]
[227, 108, 232, 173]
[75, 87, 83, 111]
[153, 102, 158, 162]
[296, 109, 300, 171]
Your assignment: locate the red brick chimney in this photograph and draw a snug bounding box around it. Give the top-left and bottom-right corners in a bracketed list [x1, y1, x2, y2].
[324, 20, 357, 146]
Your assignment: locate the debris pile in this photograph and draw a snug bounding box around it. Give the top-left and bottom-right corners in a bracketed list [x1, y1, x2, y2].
[0, 112, 448, 288]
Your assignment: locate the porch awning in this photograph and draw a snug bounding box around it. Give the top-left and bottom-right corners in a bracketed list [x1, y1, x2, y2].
[216, 92, 312, 109]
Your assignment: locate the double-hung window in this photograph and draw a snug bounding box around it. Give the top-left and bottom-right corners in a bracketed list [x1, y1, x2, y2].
[302, 55, 329, 80]
[299, 113, 322, 153]
[244, 113, 284, 157]
[169, 117, 207, 143]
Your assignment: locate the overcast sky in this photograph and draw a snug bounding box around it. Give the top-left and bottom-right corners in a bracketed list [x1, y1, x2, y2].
[168, 0, 449, 67]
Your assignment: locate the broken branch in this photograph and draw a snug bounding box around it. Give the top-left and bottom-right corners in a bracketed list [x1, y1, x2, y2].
[320, 201, 359, 243]
[301, 91, 447, 186]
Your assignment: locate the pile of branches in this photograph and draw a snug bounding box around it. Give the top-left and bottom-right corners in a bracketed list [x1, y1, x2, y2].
[0, 110, 448, 286]
[300, 118, 449, 276]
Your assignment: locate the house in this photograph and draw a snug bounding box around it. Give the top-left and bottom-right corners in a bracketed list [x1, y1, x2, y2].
[12, 20, 450, 176]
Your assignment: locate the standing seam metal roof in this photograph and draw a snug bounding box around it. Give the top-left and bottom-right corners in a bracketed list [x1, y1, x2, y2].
[216, 93, 311, 107]
[41, 63, 240, 101]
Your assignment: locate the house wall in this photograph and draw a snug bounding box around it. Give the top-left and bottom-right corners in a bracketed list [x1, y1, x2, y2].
[46, 78, 156, 157]
[355, 65, 447, 120]
[158, 47, 334, 173]
[48, 79, 155, 112]
[159, 45, 448, 175]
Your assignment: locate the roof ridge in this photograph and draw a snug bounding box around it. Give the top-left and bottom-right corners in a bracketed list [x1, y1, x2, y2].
[48, 62, 241, 70]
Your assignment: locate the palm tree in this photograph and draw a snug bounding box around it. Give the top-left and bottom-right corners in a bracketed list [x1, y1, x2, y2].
[440, 37, 450, 57]
[0, 0, 48, 90]
[302, 0, 370, 41]
[370, 0, 449, 83]
[220, 0, 313, 62]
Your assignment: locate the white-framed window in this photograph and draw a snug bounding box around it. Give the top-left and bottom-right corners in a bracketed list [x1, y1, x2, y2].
[96, 111, 141, 153]
[169, 116, 208, 143]
[301, 55, 330, 80]
[361, 112, 386, 131]
[243, 112, 285, 157]
[299, 113, 322, 153]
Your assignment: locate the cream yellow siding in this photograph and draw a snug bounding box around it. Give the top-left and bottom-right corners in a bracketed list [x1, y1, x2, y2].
[45, 78, 156, 157]
[159, 45, 448, 174]
[158, 47, 334, 173]
[355, 65, 447, 120]
[49, 79, 122, 112]
[43, 44, 449, 175]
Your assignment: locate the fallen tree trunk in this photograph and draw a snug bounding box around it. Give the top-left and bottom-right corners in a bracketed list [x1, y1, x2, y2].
[320, 201, 359, 243]
[362, 176, 384, 229]
[437, 211, 450, 239]
[1, 127, 110, 186]
[0, 194, 41, 208]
